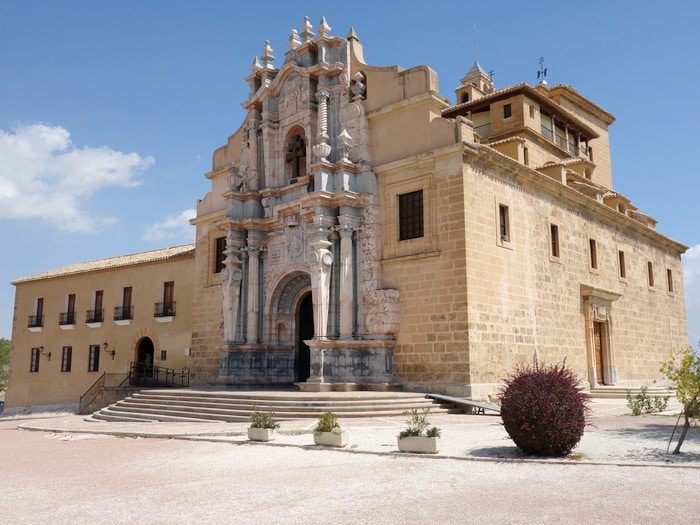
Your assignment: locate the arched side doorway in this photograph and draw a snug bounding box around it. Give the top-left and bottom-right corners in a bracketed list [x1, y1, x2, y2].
[296, 292, 314, 382]
[135, 337, 154, 366]
[268, 271, 313, 382]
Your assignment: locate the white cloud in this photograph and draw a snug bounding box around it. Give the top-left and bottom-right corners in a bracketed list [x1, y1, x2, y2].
[143, 208, 196, 243]
[0, 123, 154, 232]
[682, 244, 700, 344]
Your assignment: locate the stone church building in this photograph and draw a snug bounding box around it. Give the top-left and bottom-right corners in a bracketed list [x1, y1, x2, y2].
[5, 18, 689, 409]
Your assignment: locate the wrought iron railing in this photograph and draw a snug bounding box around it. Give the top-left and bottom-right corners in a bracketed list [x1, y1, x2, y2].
[59, 312, 76, 325]
[78, 372, 130, 414]
[128, 361, 189, 388]
[86, 309, 104, 323]
[154, 301, 176, 318]
[28, 315, 43, 328]
[114, 306, 133, 321]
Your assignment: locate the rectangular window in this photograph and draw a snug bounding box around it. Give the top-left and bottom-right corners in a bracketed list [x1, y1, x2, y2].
[667, 269, 674, 293]
[567, 133, 578, 155]
[555, 124, 567, 149]
[589, 239, 598, 269]
[529, 105, 535, 119]
[498, 204, 510, 242]
[398, 190, 424, 241]
[503, 103, 512, 119]
[523, 147, 529, 166]
[88, 344, 100, 372]
[122, 286, 132, 318]
[30, 347, 40, 373]
[35, 297, 44, 318]
[618, 251, 626, 279]
[541, 113, 553, 140]
[647, 261, 654, 287]
[61, 346, 72, 372]
[214, 237, 226, 273]
[160, 350, 167, 361]
[588, 146, 594, 162]
[550, 224, 560, 258]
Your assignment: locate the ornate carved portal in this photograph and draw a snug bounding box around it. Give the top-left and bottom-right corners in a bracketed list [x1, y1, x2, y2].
[581, 285, 620, 387]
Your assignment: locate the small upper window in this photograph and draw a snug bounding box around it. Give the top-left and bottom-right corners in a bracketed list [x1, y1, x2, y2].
[214, 236, 226, 273]
[398, 190, 424, 241]
[523, 147, 529, 166]
[647, 261, 654, 287]
[589, 239, 598, 270]
[461, 92, 469, 103]
[550, 224, 560, 258]
[30, 347, 40, 373]
[618, 250, 626, 279]
[498, 204, 510, 243]
[667, 269, 674, 293]
[503, 104, 512, 119]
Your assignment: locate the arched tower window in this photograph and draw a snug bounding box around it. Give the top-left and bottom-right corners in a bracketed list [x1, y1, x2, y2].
[284, 127, 307, 181]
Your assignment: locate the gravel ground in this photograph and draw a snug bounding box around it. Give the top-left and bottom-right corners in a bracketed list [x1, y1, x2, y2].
[0, 420, 697, 524]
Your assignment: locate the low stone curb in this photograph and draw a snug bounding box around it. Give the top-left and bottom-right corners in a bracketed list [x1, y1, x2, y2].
[18, 423, 699, 470]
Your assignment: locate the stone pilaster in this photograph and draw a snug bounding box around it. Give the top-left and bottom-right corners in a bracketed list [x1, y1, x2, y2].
[221, 230, 244, 343]
[337, 217, 356, 339]
[308, 224, 333, 340]
[246, 243, 262, 344]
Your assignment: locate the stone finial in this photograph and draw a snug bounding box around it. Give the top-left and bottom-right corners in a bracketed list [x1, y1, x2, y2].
[262, 40, 275, 69]
[301, 16, 315, 43]
[288, 29, 301, 50]
[337, 129, 353, 162]
[347, 27, 359, 41]
[317, 16, 331, 38]
[351, 71, 366, 100]
[250, 56, 263, 74]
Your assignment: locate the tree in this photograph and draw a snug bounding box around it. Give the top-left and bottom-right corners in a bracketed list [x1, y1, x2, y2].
[0, 338, 10, 391]
[660, 344, 700, 454]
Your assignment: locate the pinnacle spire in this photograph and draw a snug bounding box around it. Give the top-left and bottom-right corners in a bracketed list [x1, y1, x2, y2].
[317, 16, 331, 38]
[301, 16, 314, 43]
[347, 26, 359, 41]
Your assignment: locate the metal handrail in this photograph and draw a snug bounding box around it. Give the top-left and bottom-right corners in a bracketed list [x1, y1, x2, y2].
[114, 306, 133, 321]
[86, 309, 104, 323]
[28, 315, 43, 328]
[79, 372, 106, 413]
[128, 361, 189, 388]
[154, 301, 176, 318]
[59, 312, 76, 325]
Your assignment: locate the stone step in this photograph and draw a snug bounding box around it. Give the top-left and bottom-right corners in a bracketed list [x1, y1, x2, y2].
[133, 390, 429, 402]
[590, 386, 674, 399]
[116, 399, 447, 417]
[97, 406, 224, 423]
[91, 410, 159, 423]
[130, 391, 430, 406]
[109, 402, 449, 421]
[125, 395, 439, 411]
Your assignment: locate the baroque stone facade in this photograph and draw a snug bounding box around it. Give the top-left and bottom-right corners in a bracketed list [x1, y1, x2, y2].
[189, 17, 688, 397]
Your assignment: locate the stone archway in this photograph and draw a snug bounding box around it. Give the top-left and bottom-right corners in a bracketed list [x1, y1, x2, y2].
[268, 271, 312, 381]
[135, 337, 155, 366]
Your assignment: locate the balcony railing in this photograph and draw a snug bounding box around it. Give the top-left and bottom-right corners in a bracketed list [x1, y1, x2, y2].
[86, 309, 104, 323]
[59, 312, 76, 325]
[28, 315, 43, 328]
[114, 306, 133, 321]
[154, 301, 176, 318]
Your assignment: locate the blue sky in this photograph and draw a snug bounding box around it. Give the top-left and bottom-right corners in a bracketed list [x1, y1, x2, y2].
[0, 0, 698, 341]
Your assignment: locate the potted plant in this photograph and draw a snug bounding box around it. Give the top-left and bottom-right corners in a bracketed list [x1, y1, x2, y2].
[313, 412, 348, 447]
[397, 408, 441, 454]
[248, 410, 280, 442]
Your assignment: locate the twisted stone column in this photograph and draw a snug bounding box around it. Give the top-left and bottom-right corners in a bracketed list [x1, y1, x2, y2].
[312, 90, 331, 162]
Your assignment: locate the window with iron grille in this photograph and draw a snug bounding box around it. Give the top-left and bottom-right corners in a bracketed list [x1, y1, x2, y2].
[498, 204, 510, 242]
[88, 345, 100, 372]
[589, 239, 598, 269]
[61, 346, 72, 372]
[398, 190, 424, 241]
[214, 237, 226, 273]
[30, 348, 40, 373]
[667, 269, 674, 293]
[618, 250, 626, 278]
[550, 224, 560, 258]
[647, 261, 654, 287]
[160, 350, 167, 361]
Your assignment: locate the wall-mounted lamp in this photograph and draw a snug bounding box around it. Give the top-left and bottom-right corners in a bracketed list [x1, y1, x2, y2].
[103, 341, 116, 360]
[38, 345, 51, 361]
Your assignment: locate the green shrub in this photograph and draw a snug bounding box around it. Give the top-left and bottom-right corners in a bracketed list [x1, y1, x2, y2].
[398, 408, 441, 439]
[626, 386, 669, 415]
[250, 411, 280, 429]
[315, 412, 341, 433]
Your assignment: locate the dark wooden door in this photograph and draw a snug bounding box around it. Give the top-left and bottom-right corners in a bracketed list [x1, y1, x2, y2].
[593, 322, 605, 385]
[36, 297, 43, 318]
[163, 281, 174, 304]
[94, 290, 103, 312]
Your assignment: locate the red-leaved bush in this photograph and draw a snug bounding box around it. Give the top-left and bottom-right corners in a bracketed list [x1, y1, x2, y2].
[500, 360, 590, 457]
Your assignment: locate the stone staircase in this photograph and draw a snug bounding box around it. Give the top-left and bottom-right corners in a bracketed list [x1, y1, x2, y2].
[589, 385, 674, 399]
[88, 389, 453, 423]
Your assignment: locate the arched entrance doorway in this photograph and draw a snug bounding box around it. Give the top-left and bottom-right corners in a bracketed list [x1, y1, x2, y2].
[296, 292, 314, 382]
[135, 337, 154, 366]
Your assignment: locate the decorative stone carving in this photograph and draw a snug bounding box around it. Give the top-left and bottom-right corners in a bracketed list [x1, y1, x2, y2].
[286, 223, 304, 263]
[317, 16, 331, 38]
[221, 231, 244, 343]
[591, 304, 610, 322]
[364, 289, 401, 335]
[337, 129, 352, 163]
[312, 90, 331, 162]
[301, 16, 314, 43]
[337, 218, 356, 339]
[288, 29, 301, 50]
[351, 71, 366, 101]
[227, 166, 244, 193]
[308, 225, 333, 339]
[246, 243, 263, 344]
